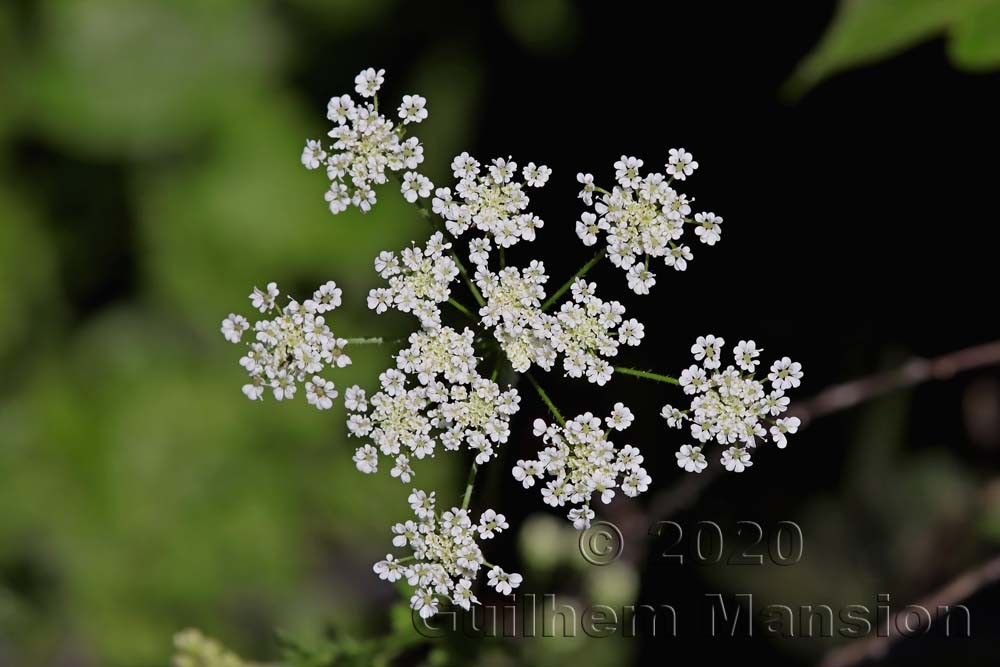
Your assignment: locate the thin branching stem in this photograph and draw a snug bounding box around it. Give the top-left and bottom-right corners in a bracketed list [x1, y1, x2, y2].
[542, 248, 607, 311]
[614, 366, 679, 385]
[460, 462, 479, 510]
[447, 298, 475, 319]
[526, 372, 566, 426]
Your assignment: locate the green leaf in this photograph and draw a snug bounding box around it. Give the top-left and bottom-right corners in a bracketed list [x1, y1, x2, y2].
[949, 0, 1000, 68]
[786, 0, 985, 97]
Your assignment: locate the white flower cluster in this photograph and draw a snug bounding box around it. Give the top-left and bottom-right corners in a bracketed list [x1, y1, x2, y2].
[348, 327, 520, 482]
[431, 153, 549, 251]
[374, 490, 521, 618]
[302, 67, 428, 214]
[367, 232, 459, 330]
[665, 336, 803, 473]
[576, 149, 722, 294]
[474, 262, 557, 373]
[513, 405, 650, 529]
[550, 279, 644, 385]
[220, 281, 350, 407]
[224, 66, 811, 618]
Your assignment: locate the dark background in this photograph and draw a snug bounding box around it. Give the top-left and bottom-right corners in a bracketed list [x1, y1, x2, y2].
[1, 1, 998, 666]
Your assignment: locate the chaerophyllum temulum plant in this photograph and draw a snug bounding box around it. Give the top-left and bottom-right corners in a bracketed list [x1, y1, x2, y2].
[219, 67, 804, 620]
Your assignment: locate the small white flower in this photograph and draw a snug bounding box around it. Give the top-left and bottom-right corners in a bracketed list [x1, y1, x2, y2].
[606, 403, 634, 431]
[691, 334, 725, 370]
[242, 377, 265, 401]
[250, 282, 279, 312]
[721, 447, 753, 472]
[618, 319, 645, 346]
[487, 566, 522, 595]
[768, 357, 804, 391]
[344, 386, 367, 412]
[391, 454, 414, 482]
[576, 172, 596, 205]
[576, 211, 603, 246]
[301, 139, 326, 169]
[478, 509, 509, 539]
[221, 313, 249, 343]
[666, 147, 698, 180]
[411, 589, 439, 619]
[305, 375, 338, 410]
[354, 444, 379, 474]
[676, 444, 709, 473]
[614, 155, 644, 189]
[373, 554, 404, 582]
[401, 171, 434, 203]
[522, 162, 552, 187]
[733, 339, 761, 372]
[694, 212, 723, 246]
[664, 244, 693, 272]
[310, 280, 343, 313]
[408, 489, 436, 519]
[660, 404, 685, 428]
[398, 94, 428, 124]
[770, 416, 801, 449]
[354, 67, 385, 97]
[568, 506, 596, 530]
[626, 264, 656, 295]
[679, 365, 708, 394]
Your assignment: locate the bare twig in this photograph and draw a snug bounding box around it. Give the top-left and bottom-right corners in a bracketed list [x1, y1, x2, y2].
[789, 340, 1000, 428]
[819, 553, 1000, 667]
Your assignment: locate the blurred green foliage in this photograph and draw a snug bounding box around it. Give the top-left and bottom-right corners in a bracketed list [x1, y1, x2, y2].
[0, 1, 466, 664]
[787, 0, 1000, 95]
[3, 1, 998, 665]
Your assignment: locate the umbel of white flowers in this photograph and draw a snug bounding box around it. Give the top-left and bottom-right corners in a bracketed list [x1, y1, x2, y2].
[220, 281, 349, 408]
[514, 404, 650, 528]
[374, 489, 521, 618]
[667, 335, 803, 473]
[347, 326, 520, 484]
[576, 150, 722, 295]
[218, 67, 805, 619]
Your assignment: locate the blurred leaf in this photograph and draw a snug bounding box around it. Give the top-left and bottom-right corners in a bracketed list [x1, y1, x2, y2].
[16, 0, 285, 157]
[950, 1, 1000, 68]
[0, 306, 453, 665]
[0, 187, 60, 364]
[135, 92, 421, 329]
[0, 6, 21, 144]
[786, 0, 995, 96]
[497, 0, 579, 55]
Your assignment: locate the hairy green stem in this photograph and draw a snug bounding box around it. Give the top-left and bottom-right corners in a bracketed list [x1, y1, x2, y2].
[526, 372, 566, 426]
[542, 248, 607, 311]
[614, 366, 679, 385]
[460, 462, 479, 510]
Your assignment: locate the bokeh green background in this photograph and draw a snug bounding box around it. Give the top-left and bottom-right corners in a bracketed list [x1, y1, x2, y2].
[3, 1, 1000, 666]
[0, 1, 460, 664]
